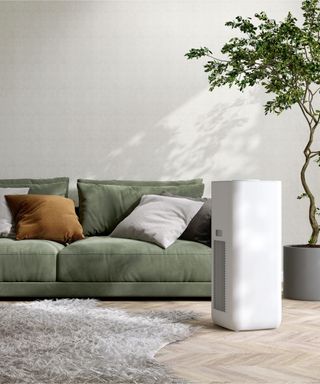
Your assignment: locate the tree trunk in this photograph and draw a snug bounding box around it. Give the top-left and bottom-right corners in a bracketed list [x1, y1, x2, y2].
[301, 130, 320, 245]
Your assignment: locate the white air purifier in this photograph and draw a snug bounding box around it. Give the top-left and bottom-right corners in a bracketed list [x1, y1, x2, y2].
[212, 180, 282, 331]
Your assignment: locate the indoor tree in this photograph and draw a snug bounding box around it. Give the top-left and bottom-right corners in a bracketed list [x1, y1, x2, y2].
[186, 0, 320, 245]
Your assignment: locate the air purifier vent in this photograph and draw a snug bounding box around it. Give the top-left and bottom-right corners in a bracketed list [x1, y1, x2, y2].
[213, 240, 226, 312]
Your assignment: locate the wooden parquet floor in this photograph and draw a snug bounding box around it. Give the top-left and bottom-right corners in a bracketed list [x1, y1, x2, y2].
[99, 299, 320, 384]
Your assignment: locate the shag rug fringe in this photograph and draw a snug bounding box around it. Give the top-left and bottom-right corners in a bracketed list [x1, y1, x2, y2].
[0, 299, 199, 384]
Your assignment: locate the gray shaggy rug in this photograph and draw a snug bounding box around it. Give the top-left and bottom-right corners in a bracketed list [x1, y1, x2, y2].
[0, 299, 198, 384]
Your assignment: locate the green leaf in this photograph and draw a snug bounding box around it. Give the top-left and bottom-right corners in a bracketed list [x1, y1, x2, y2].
[185, 0, 320, 115]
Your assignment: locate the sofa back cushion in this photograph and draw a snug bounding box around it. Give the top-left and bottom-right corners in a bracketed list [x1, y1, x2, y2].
[78, 178, 203, 186]
[0, 177, 69, 196]
[78, 180, 204, 236]
[5, 194, 84, 244]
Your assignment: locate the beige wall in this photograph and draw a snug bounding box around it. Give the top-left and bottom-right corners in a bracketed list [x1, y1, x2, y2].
[0, 0, 312, 244]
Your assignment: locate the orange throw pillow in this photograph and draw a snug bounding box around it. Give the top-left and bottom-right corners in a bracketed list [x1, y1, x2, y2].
[5, 194, 84, 244]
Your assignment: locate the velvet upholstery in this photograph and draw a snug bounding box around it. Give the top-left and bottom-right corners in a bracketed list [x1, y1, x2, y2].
[0, 238, 63, 281]
[0, 177, 69, 196]
[57, 237, 211, 282]
[6, 195, 84, 243]
[0, 282, 211, 298]
[78, 183, 205, 236]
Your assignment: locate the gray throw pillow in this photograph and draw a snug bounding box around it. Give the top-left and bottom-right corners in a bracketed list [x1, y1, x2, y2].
[162, 193, 211, 247]
[0, 187, 29, 236]
[110, 194, 203, 249]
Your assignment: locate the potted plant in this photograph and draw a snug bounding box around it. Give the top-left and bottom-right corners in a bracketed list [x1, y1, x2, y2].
[186, 0, 320, 300]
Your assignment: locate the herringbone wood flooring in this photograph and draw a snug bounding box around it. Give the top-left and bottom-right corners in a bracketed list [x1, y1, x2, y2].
[99, 299, 320, 384]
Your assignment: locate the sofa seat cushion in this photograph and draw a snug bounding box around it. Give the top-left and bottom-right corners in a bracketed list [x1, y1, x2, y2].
[57, 237, 211, 282]
[0, 238, 64, 282]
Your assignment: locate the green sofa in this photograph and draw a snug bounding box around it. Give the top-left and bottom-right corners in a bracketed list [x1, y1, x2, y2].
[0, 177, 211, 298]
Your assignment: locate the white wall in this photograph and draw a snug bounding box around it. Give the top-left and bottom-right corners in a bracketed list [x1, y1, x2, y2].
[0, 0, 314, 244]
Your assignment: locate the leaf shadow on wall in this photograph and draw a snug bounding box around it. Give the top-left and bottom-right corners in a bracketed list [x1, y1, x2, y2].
[72, 88, 262, 200]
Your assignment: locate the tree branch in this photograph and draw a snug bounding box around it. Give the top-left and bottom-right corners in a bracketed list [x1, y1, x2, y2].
[310, 151, 320, 158]
[298, 101, 313, 127]
[311, 86, 320, 96]
[206, 54, 229, 63]
[301, 101, 318, 124]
